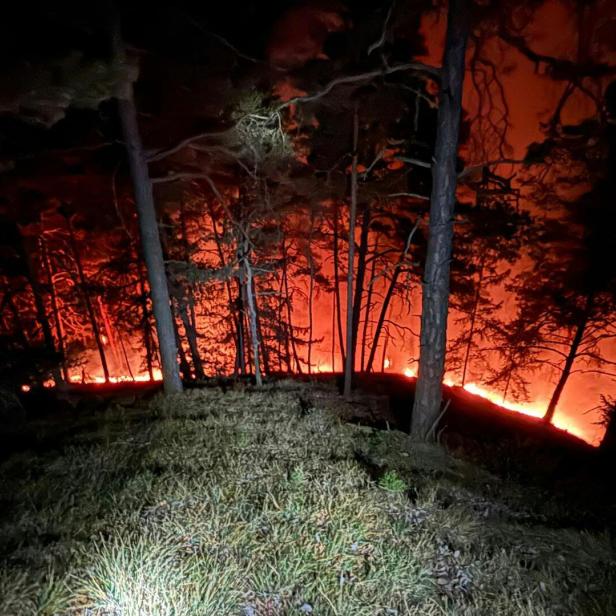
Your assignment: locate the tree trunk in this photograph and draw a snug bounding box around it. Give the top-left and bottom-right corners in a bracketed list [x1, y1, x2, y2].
[543, 293, 593, 423]
[235, 285, 247, 376]
[179, 200, 204, 379]
[412, 0, 469, 439]
[381, 329, 390, 373]
[332, 203, 346, 368]
[331, 292, 336, 372]
[64, 213, 110, 383]
[253, 283, 270, 376]
[344, 104, 360, 399]
[113, 33, 182, 394]
[361, 235, 378, 371]
[460, 252, 486, 386]
[27, 269, 59, 379]
[366, 268, 401, 373]
[40, 237, 69, 382]
[137, 261, 155, 381]
[307, 262, 315, 374]
[281, 238, 302, 373]
[19, 233, 62, 384]
[177, 298, 205, 379]
[207, 205, 244, 375]
[351, 205, 371, 373]
[172, 309, 192, 381]
[366, 222, 418, 373]
[242, 242, 262, 386]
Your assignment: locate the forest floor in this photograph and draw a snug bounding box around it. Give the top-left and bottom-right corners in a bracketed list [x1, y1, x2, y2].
[0, 380, 615, 615]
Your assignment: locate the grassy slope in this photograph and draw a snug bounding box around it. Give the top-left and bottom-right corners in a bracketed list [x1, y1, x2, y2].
[0, 383, 614, 615]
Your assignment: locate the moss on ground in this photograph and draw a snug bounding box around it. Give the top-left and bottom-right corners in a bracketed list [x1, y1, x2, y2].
[0, 384, 614, 615]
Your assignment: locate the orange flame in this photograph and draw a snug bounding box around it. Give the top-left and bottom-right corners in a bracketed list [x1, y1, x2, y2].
[401, 371, 589, 442]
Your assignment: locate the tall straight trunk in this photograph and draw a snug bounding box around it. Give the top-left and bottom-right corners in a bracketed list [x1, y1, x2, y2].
[279, 263, 292, 372]
[178, 200, 204, 379]
[235, 285, 247, 375]
[307, 248, 315, 374]
[276, 254, 291, 372]
[242, 242, 262, 386]
[137, 262, 155, 381]
[40, 237, 69, 382]
[331, 292, 336, 372]
[19, 234, 62, 383]
[351, 205, 371, 369]
[64, 213, 110, 383]
[332, 204, 346, 368]
[381, 329, 390, 373]
[281, 239, 302, 373]
[460, 252, 486, 386]
[113, 33, 182, 394]
[173, 309, 191, 381]
[544, 293, 593, 424]
[361, 235, 378, 371]
[344, 104, 360, 399]
[240, 277, 253, 373]
[412, 0, 469, 439]
[207, 205, 244, 375]
[253, 282, 270, 375]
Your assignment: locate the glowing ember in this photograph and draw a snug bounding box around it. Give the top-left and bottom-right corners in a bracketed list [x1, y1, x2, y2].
[67, 367, 163, 385]
[21, 384, 31, 393]
[384, 358, 391, 369]
[403, 368, 416, 378]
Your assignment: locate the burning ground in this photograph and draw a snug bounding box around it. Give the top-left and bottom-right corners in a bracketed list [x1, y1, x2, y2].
[0, 382, 614, 615]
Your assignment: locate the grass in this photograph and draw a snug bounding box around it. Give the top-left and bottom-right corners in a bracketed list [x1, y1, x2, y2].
[0, 382, 615, 615]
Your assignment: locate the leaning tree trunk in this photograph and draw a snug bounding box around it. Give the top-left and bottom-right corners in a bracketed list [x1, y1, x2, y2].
[344, 104, 360, 399]
[412, 0, 469, 439]
[366, 221, 419, 373]
[543, 293, 593, 424]
[113, 39, 182, 394]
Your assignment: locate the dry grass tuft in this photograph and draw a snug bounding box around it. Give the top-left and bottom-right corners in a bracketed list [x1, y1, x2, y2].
[0, 384, 614, 615]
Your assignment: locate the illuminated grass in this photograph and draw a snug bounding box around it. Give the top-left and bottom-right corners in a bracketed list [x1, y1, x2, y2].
[0, 384, 614, 614]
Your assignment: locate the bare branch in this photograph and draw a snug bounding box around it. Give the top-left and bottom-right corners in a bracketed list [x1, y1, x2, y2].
[498, 29, 616, 80]
[368, 1, 395, 56]
[277, 62, 440, 111]
[388, 192, 430, 201]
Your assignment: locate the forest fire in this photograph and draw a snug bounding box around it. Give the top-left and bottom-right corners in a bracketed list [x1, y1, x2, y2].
[1, 2, 616, 614]
[1, 0, 615, 448]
